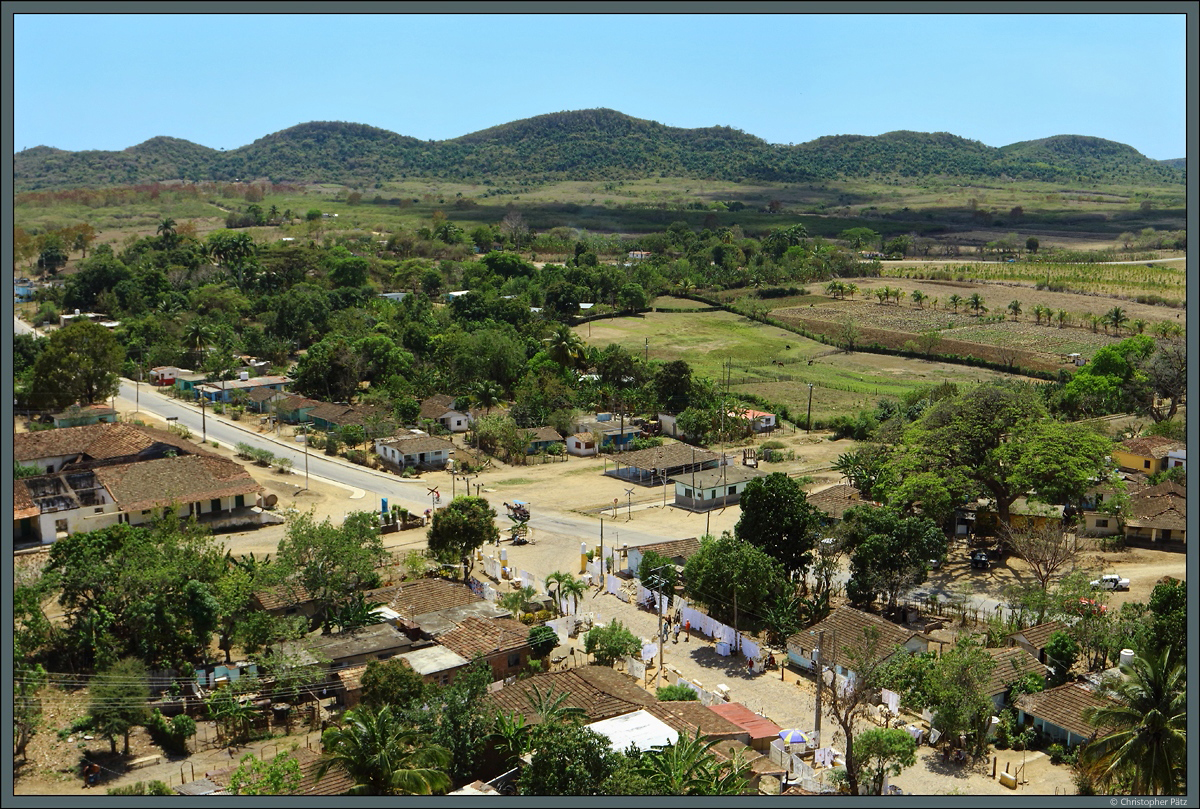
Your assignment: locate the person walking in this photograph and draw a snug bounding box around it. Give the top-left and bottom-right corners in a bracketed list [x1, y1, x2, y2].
[684, 619, 690, 642]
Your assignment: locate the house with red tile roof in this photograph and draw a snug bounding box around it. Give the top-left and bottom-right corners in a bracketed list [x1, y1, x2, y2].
[439, 616, 536, 682]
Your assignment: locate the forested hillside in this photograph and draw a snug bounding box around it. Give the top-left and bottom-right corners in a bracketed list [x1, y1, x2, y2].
[13, 109, 1185, 191]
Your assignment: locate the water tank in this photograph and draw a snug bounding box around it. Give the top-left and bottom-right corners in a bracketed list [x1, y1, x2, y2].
[75, 308, 81, 316]
[597, 412, 612, 422]
[240, 371, 250, 381]
[1120, 648, 1135, 668]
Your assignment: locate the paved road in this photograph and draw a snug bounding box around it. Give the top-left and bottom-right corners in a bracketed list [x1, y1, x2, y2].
[14, 315, 43, 337]
[117, 379, 679, 552]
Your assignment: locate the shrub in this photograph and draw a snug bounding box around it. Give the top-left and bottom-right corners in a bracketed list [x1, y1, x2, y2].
[656, 684, 699, 701]
[145, 708, 196, 755]
[235, 442, 254, 459]
[107, 781, 173, 796]
[274, 457, 293, 474]
[528, 625, 559, 658]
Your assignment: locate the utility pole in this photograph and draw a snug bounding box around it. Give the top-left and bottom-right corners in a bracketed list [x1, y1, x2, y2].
[814, 629, 825, 748]
[806, 384, 814, 434]
[598, 518, 604, 589]
[200, 396, 207, 443]
[302, 420, 309, 490]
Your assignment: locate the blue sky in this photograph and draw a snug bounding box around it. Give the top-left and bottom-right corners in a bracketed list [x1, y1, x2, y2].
[13, 12, 1188, 159]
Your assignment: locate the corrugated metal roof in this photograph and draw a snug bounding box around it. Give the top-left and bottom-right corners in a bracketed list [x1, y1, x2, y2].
[587, 709, 680, 752]
[707, 702, 783, 741]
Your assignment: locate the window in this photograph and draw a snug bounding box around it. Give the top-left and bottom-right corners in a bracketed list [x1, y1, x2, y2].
[683, 488, 692, 498]
[507, 652, 521, 668]
[94, 507, 104, 514]
[1096, 519, 1109, 528]
[728, 485, 737, 495]
[1144, 460, 1151, 469]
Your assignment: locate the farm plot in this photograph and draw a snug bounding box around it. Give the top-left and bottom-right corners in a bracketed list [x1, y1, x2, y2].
[577, 309, 1045, 423]
[880, 260, 1186, 302]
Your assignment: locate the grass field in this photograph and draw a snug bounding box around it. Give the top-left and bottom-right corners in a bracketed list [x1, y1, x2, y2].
[577, 309, 1046, 422]
[879, 260, 1186, 301]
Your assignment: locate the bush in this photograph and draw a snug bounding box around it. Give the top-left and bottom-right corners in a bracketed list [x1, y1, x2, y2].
[656, 683, 699, 701]
[145, 708, 196, 755]
[107, 781, 173, 796]
[274, 457, 293, 474]
[528, 625, 559, 658]
[235, 442, 254, 459]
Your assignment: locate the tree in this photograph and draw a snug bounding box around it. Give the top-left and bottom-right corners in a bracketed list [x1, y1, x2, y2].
[1082, 647, 1186, 796]
[657, 684, 701, 702]
[292, 336, 365, 403]
[13, 662, 47, 761]
[910, 290, 927, 308]
[947, 294, 962, 312]
[820, 625, 896, 795]
[426, 497, 498, 578]
[419, 657, 494, 783]
[584, 620, 641, 666]
[1145, 580, 1186, 658]
[1104, 306, 1129, 336]
[156, 218, 178, 249]
[855, 727, 917, 795]
[275, 511, 387, 632]
[90, 658, 151, 755]
[228, 752, 302, 795]
[926, 638, 995, 757]
[682, 533, 787, 626]
[1000, 523, 1080, 598]
[518, 724, 621, 795]
[360, 658, 426, 711]
[655, 360, 693, 413]
[1044, 630, 1078, 687]
[44, 522, 225, 670]
[966, 293, 986, 315]
[31, 319, 124, 410]
[546, 323, 584, 370]
[1026, 236, 1039, 254]
[633, 729, 751, 795]
[499, 210, 530, 250]
[886, 383, 1108, 525]
[318, 705, 452, 795]
[1141, 343, 1186, 423]
[734, 472, 824, 579]
[842, 507, 946, 611]
[528, 625, 560, 659]
[1007, 299, 1022, 320]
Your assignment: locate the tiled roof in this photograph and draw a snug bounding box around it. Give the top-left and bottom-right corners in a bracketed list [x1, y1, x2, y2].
[985, 647, 1046, 698]
[644, 700, 746, 739]
[669, 466, 768, 489]
[252, 581, 314, 612]
[207, 746, 354, 796]
[707, 702, 783, 741]
[379, 433, 457, 455]
[1127, 483, 1187, 529]
[367, 578, 483, 617]
[634, 536, 702, 562]
[486, 666, 652, 723]
[247, 387, 282, 403]
[1015, 683, 1116, 738]
[609, 443, 721, 471]
[419, 394, 460, 420]
[14, 422, 214, 464]
[807, 484, 874, 520]
[527, 426, 564, 443]
[51, 404, 117, 419]
[439, 615, 531, 659]
[1118, 435, 1183, 459]
[93, 454, 262, 513]
[787, 605, 925, 670]
[13, 481, 40, 520]
[308, 401, 389, 427]
[1009, 621, 1070, 652]
[273, 392, 323, 411]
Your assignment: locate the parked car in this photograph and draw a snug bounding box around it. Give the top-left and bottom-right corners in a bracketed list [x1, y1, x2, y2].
[970, 551, 990, 570]
[1090, 573, 1130, 591]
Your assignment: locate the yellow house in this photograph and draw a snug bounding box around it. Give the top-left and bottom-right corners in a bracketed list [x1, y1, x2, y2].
[1113, 435, 1185, 475]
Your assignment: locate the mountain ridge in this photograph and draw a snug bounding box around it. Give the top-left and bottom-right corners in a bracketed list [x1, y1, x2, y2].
[14, 108, 1185, 191]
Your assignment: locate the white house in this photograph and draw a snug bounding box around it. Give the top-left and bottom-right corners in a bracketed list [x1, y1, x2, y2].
[419, 395, 472, 432]
[670, 466, 768, 511]
[375, 433, 456, 470]
[567, 433, 598, 457]
[727, 407, 777, 433]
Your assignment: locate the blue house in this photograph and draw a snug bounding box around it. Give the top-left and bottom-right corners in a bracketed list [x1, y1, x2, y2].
[1015, 683, 1115, 747]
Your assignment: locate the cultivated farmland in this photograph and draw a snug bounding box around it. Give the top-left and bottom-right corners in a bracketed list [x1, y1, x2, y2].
[577, 309, 1047, 423]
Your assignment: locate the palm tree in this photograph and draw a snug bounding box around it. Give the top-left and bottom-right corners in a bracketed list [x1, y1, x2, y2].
[546, 323, 584, 371]
[499, 585, 537, 619]
[469, 380, 503, 415]
[633, 729, 751, 795]
[892, 288, 906, 305]
[543, 571, 572, 613]
[182, 320, 215, 367]
[845, 282, 859, 299]
[559, 576, 587, 614]
[874, 287, 889, 305]
[1105, 306, 1129, 335]
[1081, 647, 1186, 795]
[1007, 299, 1022, 320]
[491, 711, 530, 769]
[910, 290, 926, 308]
[1055, 309, 1070, 329]
[317, 705, 451, 795]
[157, 218, 178, 248]
[525, 684, 586, 729]
[948, 293, 963, 312]
[1132, 319, 1148, 335]
[967, 293, 986, 315]
[1086, 313, 1103, 333]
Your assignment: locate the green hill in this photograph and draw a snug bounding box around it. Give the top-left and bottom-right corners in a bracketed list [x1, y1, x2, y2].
[13, 109, 1185, 191]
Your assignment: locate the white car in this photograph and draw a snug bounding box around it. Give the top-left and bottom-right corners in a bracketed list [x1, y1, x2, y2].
[1090, 574, 1130, 591]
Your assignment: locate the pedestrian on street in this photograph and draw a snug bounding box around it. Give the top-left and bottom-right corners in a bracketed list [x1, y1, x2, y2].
[684, 620, 690, 642]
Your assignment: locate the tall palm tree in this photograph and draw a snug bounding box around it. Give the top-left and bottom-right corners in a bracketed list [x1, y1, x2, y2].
[543, 571, 572, 613]
[469, 380, 503, 415]
[1081, 647, 1186, 795]
[182, 320, 215, 367]
[633, 729, 751, 795]
[559, 576, 588, 614]
[317, 705, 451, 795]
[546, 324, 584, 371]
[157, 218, 178, 248]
